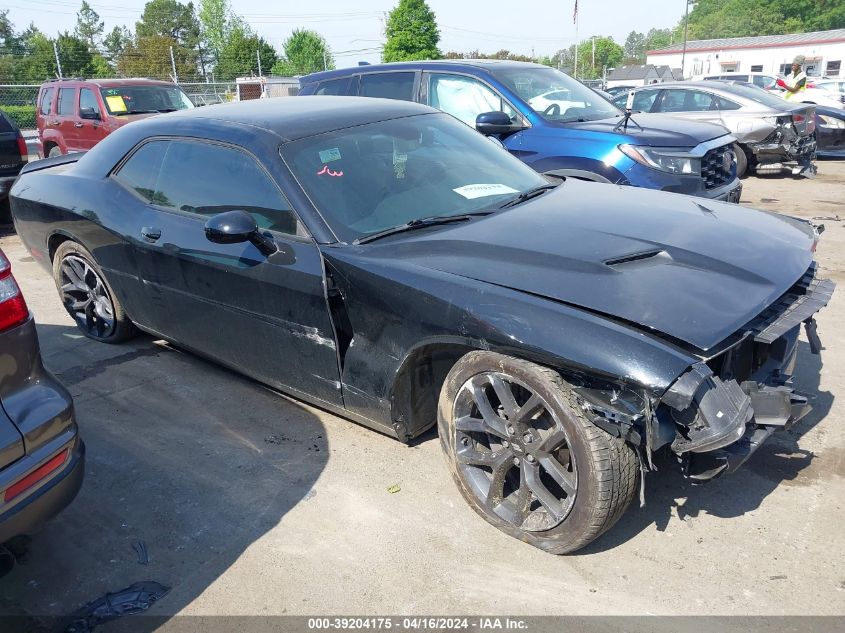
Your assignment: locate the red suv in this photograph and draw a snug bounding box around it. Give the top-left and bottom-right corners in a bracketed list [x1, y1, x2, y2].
[36, 78, 194, 157]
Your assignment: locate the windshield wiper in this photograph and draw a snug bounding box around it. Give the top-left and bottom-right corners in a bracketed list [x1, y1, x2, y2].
[498, 184, 558, 209]
[354, 212, 491, 245]
[115, 109, 159, 115]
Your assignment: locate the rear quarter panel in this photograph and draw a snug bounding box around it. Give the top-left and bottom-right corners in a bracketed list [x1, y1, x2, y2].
[10, 164, 145, 317]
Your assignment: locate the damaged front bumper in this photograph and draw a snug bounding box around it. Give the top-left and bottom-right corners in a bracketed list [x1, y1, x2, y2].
[659, 268, 835, 483]
[751, 128, 817, 174]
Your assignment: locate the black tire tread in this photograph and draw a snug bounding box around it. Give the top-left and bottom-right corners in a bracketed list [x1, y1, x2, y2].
[52, 240, 137, 344]
[438, 351, 639, 555]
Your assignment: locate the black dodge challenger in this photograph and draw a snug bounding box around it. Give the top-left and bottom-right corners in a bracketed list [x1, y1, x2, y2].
[9, 97, 834, 553]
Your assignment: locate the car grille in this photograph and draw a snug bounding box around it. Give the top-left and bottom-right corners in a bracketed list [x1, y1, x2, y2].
[701, 145, 733, 190]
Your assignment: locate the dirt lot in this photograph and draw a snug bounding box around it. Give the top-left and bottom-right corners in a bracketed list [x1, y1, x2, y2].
[0, 164, 843, 623]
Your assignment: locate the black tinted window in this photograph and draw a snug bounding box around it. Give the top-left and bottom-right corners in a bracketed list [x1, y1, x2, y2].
[155, 141, 301, 235]
[114, 141, 170, 204]
[79, 88, 100, 114]
[0, 112, 13, 133]
[315, 77, 352, 95]
[358, 72, 415, 101]
[39, 88, 55, 115]
[57, 88, 76, 115]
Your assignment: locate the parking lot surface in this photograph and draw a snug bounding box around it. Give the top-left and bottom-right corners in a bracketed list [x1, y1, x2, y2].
[0, 164, 843, 622]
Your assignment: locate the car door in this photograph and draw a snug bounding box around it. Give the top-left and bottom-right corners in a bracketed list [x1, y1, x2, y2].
[76, 87, 108, 150]
[55, 86, 80, 153]
[655, 88, 725, 125]
[112, 138, 343, 406]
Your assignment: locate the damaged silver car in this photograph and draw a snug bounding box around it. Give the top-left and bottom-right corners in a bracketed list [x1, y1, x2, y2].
[613, 82, 816, 177]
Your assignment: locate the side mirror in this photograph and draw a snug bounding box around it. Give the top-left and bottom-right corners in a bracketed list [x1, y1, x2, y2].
[79, 107, 100, 120]
[475, 111, 522, 136]
[204, 210, 277, 256]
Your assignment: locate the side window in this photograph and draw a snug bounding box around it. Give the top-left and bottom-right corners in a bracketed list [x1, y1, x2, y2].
[427, 73, 517, 126]
[315, 77, 352, 95]
[57, 88, 76, 115]
[113, 141, 171, 204]
[154, 141, 303, 236]
[659, 89, 713, 112]
[39, 88, 55, 115]
[358, 72, 416, 101]
[715, 96, 741, 110]
[629, 89, 659, 112]
[753, 75, 776, 89]
[79, 88, 100, 115]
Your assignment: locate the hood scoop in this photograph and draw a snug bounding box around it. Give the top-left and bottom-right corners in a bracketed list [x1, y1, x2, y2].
[604, 249, 667, 268]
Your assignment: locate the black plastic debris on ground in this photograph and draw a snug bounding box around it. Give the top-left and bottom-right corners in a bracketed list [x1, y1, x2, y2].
[64, 581, 170, 633]
[132, 540, 149, 565]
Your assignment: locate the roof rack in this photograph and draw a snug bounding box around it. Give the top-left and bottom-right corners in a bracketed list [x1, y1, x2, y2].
[43, 77, 87, 83]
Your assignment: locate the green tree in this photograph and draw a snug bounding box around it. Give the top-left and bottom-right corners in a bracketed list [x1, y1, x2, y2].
[133, 0, 202, 77]
[198, 0, 231, 65]
[56, 32, 96, 77]
[683, 0, 843, 39]
[117, 34, 197, 80]
[623, 30, 646, 62]
[103, 26, 132, 64]
[575, 37, 624, 79]
[136, 0, 200, 43]
[216, 23, 277, 79]
[382, 0, 441, 62]
[271, 29, 333, 76]
[75, 1, 104, 51]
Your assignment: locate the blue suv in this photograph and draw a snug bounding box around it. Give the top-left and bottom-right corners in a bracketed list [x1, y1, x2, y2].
[299, 60, 742, 201]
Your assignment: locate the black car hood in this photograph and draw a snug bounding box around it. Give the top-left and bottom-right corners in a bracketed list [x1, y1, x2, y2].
[553, 113, 730, 147]
[365, 181, 814, 351]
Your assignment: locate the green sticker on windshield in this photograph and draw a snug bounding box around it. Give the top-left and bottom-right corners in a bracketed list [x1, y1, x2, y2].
[319, 147, 342, 163]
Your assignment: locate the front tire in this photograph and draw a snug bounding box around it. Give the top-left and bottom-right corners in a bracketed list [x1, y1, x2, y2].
[438, 351, 639, 554]
[734, 143, 748, 178]
[52, 241, 136, 343]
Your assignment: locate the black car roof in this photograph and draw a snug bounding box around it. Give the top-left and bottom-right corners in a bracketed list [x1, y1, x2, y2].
[151, 96, 435, 141]
[300, 59, 549, 85]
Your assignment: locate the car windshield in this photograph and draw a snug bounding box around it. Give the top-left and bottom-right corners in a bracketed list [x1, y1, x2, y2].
[491, 66, 621, 122]
[99, 85, 194, 115]
[281, 112, 549, 243]
[712, 82, 793, 108]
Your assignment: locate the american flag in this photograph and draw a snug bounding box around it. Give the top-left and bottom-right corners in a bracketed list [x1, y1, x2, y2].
[573, 0, 578, 24]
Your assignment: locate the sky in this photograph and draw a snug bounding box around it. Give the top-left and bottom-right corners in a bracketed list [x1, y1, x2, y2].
[4, 0, 687, 67]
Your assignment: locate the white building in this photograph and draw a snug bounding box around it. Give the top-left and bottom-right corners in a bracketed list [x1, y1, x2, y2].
[646, 29, 845, 79]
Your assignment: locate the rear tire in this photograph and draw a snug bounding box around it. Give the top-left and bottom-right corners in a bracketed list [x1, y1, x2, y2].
[47, 145, 62, 158]
[734, 143, 748, 178]
[438, 351, 639, 554]
[52, 241, 137, 343]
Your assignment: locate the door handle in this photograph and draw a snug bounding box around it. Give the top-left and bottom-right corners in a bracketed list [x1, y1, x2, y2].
[141, 227, 161, 242]
[74, 122, 84, 128]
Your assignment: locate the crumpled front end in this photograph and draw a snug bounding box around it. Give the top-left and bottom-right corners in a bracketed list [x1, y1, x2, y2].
[658, 263, 834, 482]
[749, 114, 817, 175]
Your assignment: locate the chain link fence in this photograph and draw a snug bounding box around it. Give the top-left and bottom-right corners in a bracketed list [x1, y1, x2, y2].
[0, 81, 238, 131]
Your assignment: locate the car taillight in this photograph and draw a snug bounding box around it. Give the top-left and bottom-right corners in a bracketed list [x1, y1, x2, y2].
[0, 250, 29, 332]
[793, 114, 805, 123]
[3, 449, 69, 502]
[16, 135, 28, 163]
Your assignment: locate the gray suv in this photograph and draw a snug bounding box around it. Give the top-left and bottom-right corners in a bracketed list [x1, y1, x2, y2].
[0, 247, 83, 569]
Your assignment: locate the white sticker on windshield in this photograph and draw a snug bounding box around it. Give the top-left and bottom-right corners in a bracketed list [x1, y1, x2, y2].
[319, 147, 342, 163]
[453, 184, 519, 199]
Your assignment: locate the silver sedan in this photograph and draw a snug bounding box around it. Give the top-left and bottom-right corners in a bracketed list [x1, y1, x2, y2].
[612, 82, 816, 177]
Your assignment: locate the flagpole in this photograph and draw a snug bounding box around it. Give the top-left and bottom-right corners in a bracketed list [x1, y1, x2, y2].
[573, 1, 579, 78]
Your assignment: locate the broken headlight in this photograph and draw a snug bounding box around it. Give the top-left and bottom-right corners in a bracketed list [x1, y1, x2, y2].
[619, 145, 701, 175]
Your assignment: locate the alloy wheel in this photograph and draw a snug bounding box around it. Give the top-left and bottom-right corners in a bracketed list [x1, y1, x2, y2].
[59, 255, 116, 338]
[452, 372, 578, 532]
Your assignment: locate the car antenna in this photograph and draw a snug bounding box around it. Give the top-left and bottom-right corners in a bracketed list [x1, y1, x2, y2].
[614, 90, 643, 132]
